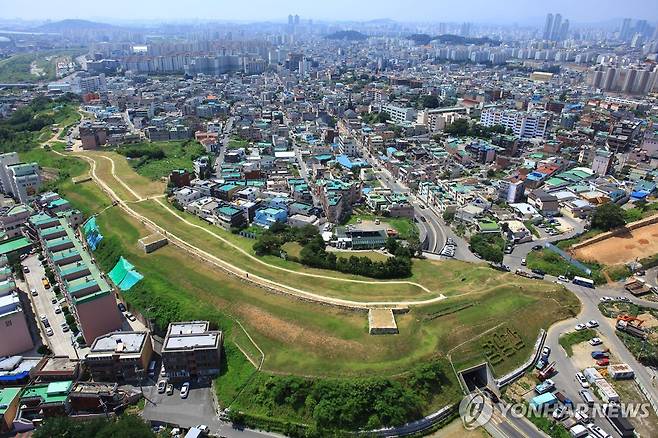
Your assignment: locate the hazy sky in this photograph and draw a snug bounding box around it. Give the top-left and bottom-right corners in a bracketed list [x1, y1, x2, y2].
[3, 0, 658, 24]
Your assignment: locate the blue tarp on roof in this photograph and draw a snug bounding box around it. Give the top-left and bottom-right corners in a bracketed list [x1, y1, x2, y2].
[0, 371, 29, 382]
[631, 191, 649, 200]
[86, 232, 103, 251]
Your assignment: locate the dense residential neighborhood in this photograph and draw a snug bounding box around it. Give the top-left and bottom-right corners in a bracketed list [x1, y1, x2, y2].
[1, 4, 658, 438]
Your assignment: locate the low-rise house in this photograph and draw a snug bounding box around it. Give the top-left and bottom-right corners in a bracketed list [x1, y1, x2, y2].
[84, 331, 153, 382]
[527, 189, 559, 215]
[0, 387, 21, 433]
[214, 205, 248, 230]
[254, 207, 288, 228]
[161, 321, 222, 381]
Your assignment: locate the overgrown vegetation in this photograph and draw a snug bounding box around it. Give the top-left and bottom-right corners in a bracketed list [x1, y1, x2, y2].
[34, 414, 154, 438]
[0, 49, 86, 83]
[116, 140, 205, 180]
[469, 232, 505, 263]
[254, 222, 413, 279]
[526, 249, 604, 284]
[558, 329, 597, 356]
[234, 359, 452, 433]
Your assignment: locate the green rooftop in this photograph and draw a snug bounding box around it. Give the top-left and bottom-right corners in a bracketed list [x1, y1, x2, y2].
[0, 387, 21, 414]
[0, 237, 31, 256]
[21, 381, 73, 404]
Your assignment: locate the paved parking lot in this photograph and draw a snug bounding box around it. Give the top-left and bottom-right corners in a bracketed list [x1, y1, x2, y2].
[142, 380, 222, 431]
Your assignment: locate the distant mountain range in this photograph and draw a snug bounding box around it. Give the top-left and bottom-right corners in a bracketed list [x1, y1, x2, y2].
[36, 19, 117, 32]
[408, 33, 501, 46]
[324, 30, 368, 41]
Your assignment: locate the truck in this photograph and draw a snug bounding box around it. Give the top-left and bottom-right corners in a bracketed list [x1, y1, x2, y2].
[554, 391, 574, 408]
[535, 378, 555, 394]
[615, 319, 646, 339]
[537, 361, 556, 381]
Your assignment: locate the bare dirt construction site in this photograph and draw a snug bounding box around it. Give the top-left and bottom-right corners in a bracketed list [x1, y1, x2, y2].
[573, 221, 658, 265]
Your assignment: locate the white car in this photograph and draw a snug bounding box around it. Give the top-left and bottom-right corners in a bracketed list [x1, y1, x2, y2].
[40, 315, 48, 323]
[576, 372, 590, 388]
[552, 406, 567, 420]
[575, 323, 587, 331]
[589, 337, 602, 346]
[30, 288, 38, 296]
[180, 382, 190, 399]
[61, 324, 69, 333]
[125, 312, 136, 322]
[586, 320, 599, 328]
[54, 305, 62, 314]
[45, 327, 54, 336]
[157, 380, 167, 394]
[557, 275, 568, 282]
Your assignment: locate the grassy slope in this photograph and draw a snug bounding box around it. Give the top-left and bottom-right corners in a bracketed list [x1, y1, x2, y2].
[117, 140, 205, 180]
[0, 49, 86, 83]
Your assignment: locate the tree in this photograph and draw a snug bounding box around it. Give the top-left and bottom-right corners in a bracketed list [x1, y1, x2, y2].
[420, 95, 440, 109]
[591, 203, 626, 231]
[35, 415, 154, 438]
[444, 118, 469, 136]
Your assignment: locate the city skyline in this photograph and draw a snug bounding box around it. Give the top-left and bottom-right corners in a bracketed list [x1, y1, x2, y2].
[2, 0, 658, 25]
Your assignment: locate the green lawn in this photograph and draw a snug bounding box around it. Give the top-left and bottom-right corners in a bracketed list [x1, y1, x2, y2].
[228, 137, 249, 149]
[332, 249, 390, 262]
[559, 329, 597, 356]
[346, 211, 418, 240]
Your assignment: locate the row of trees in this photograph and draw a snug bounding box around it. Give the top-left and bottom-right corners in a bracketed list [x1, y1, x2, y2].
[253, 223, 413, 279]
[300, 235, 412, 279]
[249, 360, 449, 431]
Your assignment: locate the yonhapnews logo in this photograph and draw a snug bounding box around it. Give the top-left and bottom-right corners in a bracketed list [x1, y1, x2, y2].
[459, 393, 494, 430]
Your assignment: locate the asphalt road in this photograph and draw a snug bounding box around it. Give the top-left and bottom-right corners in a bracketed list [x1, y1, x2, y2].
[22, 254, 82, 358]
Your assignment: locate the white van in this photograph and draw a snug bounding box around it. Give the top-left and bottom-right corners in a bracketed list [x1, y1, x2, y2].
[147, 360, 157, 377]
[569, 424, 588, 438]
[579, 389, 595, 407]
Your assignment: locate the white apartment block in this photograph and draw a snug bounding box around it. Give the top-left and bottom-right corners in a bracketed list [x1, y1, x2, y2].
[480, 108, 551, 139]
[0, 153, 40, 203]
[381, 103, 416, 125]
[338, 135, 359, 157]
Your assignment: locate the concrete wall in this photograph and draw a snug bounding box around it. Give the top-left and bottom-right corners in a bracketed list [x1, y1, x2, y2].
[77, 293, 123, 344]
[0, 312, 33, 356]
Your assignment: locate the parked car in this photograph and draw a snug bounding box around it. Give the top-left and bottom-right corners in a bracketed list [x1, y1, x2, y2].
[125, 312, 136, 322]
[45, 327, 54, 336]
[591, 350, 610, 359]
[23, 266, 29, 273]
[558, 275, 568, 282]
[521, 258, 527, 266]
[575, 323, 587, 331]
[51, 297, 57, 304]
[589, 337, 602, 346]
[54, 305, 62, 314]
[586, 320, 599, 328]
[61, 324, 69, 333]
[587, 424, 612, 438]
[166, 384, 174, 396]
[30, 288, 38, 296]
[531, 268, 546, 276]
[157, 380, 167, 394]
[576, 372, 590, 388]
[541, 346, 551, 359]
[535, 359, 547, 370]
[552, 406, 567, 420]
[40, 315, 48, 323]
[117, 303, 126, 312]
[180, 382, 190, 399]
[596, 358, 610, 366]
